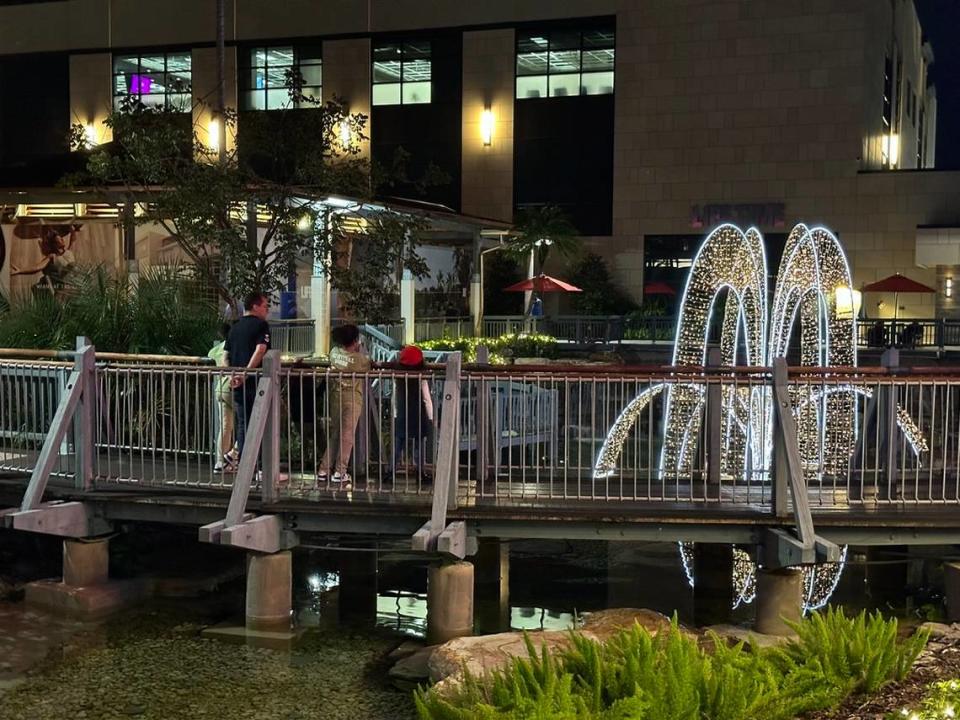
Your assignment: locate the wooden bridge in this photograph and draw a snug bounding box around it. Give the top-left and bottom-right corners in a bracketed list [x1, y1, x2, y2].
[2, 339, 960, 637]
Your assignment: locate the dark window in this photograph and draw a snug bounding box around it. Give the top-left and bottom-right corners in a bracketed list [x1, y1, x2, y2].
[113, 52, 191, 111]
[240, 44, 322, 111]
[370, 34, 460, 210]
[372, 41, 431, 106]
[516, 25, 614, 100]
[513, 20, 616, 236]
[0, 52, 69, 166]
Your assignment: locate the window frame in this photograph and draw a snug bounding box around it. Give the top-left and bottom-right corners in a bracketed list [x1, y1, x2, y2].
[112, 51, 193, 112]
[239, 43, 323, 112]
[515, 24, 615, 101]
[371, 39, 433, 106]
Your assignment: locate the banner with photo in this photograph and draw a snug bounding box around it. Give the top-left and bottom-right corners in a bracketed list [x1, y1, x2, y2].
[0, 220, 120, 298]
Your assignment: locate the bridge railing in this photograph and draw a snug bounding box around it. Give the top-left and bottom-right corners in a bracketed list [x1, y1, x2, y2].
[4, 344, 960, 518]
[268, 320, 315, 356]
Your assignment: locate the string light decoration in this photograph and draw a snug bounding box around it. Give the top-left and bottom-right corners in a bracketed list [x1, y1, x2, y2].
[594, 223, 929, 611]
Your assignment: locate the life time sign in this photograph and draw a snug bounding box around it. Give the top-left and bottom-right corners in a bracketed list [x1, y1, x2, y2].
[690, 203, 785, 229]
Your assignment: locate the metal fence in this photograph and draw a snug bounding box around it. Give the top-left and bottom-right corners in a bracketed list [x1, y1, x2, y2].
[269, 320, 315, 355]
[6, 347, 960, 516]
[415, 317, 474, 343]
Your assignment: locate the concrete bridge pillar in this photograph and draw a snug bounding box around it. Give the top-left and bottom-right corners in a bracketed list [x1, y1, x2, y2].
[755, 567, 802, 635]
[63, 537, 109, 587]
[475, 538, 510, 634]
[338, 547, 378, 625]
[25, 536, 147, 618]
[246, 550, 292, 631]
[428, 560, 474, 644]
[693, 543, 733, 626]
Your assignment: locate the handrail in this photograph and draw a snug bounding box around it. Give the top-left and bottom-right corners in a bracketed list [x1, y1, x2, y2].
[0, 347, 213, 364]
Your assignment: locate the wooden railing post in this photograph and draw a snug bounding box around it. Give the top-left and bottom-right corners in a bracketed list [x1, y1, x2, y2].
[73, 337, 96, 491]
[705, 348, 722, 491]
[431, 353, 462, 533]
[261, 350, 281, 504]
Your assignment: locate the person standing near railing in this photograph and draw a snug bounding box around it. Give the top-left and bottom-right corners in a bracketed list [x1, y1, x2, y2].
[209, 323, 239, 472]
[318, 323, 370, 489]
[227, 292, 271, 459]
[392, 345, 435, 483]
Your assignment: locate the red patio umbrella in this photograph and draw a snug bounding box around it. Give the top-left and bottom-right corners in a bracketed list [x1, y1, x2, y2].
[862, 273, 936, 320]
[503, 274, 582, 293]
[644, 281, 676, 296]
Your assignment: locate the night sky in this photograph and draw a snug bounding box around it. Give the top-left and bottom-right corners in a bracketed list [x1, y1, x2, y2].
[914, 0, 960, 169]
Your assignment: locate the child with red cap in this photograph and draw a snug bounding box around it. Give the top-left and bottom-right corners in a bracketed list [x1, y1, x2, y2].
[394, 345, 434, 483]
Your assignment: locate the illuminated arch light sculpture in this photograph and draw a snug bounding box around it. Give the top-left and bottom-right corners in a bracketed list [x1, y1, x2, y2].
[594, 223, 928, 610]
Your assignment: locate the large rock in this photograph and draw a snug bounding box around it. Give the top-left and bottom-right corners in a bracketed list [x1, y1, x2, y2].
[428, 608, 674, 685]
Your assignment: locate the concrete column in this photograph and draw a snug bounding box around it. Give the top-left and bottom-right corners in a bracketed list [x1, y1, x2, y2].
[475, 539, 510, 634]
[428, 561, 474, 644]
[755, 567, 802, 636]
[470, 274, 483, 335]
[338, 548, 378, 625]
[246, 551, 292, 632]
[692, 543, 733, 626]
[63, 538, 109, 587]
[192, 46, 238, 155]
[945, 562, 960, 622]
[311, 263, 331, 357]
[400, 269, 416, 345]
[866, 546, 908, 607]
[69, 53, 113, 146]
[323, 38, 371, 161]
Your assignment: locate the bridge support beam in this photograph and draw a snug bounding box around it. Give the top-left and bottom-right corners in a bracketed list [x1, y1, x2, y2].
[428, 560, 474, 644]
[475, 538, 510, 634]
[754, 567, 802, 636]
[693, 543, 733, 626]
[246, 550, 292, 632]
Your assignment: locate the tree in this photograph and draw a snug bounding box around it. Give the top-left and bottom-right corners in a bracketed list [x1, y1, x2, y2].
[568, 252, 637, 315]
[67, 78, 428, 317]
[504, 204, 580, 276]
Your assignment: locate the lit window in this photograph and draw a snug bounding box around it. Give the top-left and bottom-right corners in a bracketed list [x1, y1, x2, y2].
[113, 52, 192, 112]
[241, 45, 322, 111]
[372, 41, 431, 106]
[516, 25, 615, 100]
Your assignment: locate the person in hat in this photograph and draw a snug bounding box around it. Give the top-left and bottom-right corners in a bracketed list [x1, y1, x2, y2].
[318, 324, 371, 489]
[393, 345, 435, 482]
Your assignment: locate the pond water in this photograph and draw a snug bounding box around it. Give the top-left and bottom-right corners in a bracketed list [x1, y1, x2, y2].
[0, 537, 945, 719]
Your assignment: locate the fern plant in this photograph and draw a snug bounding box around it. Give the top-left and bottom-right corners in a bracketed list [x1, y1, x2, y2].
[414, 608, 929, 720]
[769, 607, 929, 696]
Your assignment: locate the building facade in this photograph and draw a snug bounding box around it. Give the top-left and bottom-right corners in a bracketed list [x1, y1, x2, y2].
[0, 0, 958, 319]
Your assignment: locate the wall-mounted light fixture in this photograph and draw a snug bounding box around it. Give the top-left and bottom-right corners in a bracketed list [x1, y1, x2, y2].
[946, 277, 953, 298]
[338, 121, 351, 147]
[883, 133, 900, 167]
[480, 107, 494, 146]
[208, 118, 220, 153]
[84, 123, 98, 148]
[834, 286, 862, 319]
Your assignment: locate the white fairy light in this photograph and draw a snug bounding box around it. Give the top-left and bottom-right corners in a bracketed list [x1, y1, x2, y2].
[594, 223, 927, 612]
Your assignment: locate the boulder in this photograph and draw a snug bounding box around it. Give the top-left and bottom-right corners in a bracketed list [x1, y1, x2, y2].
[428, 608, 675, 685]
[387, 640, 426, 663]
[429, 630, 577, 684]
[580, 608, 673, 640]
[704, 624, 796, 649]
[388, 646, 436, 691]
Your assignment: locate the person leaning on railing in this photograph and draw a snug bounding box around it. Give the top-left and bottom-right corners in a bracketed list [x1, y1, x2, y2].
[317, 323, 370, 490]
[392, 345, 435, 483]
[226, 292, 271, 460]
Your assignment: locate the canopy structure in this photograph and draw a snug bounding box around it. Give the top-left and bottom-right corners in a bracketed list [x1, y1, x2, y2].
[643, 281, 676, 296]
[862, 273, 935, 320]
[503, 274, 582, 293]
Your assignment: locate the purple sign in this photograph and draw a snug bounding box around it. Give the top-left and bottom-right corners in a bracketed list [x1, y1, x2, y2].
[129, 74, 153, 94]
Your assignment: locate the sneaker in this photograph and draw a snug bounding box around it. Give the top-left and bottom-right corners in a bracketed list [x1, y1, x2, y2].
[332, 472, 352, 489]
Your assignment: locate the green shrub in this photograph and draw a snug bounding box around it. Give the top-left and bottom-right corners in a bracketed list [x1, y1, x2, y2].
[888, 679, 960, 719]
[414, 609, 928, 720]
[0, 264, 219, 355]
[770, 607, 929, 696]
[418, 333, 559, 364]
